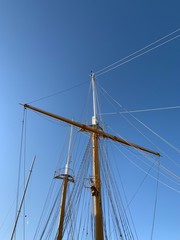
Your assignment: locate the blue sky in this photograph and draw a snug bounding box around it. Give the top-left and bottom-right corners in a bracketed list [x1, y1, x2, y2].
[0, 1, 180, 239]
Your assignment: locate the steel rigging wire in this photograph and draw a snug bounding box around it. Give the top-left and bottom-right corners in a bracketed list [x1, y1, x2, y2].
[150, 161, 160, 240]
[93, 83, 180, 193]
[63, 139, 93, 239]
[15, 108, 26, 240]
[27, 80, 88, 105]
[113, 142, 180, 194]
[96, 89, 180, 188]
[107, 123, 180, 185]
[100, 141, 137, 240]
[95, 28, 180, 77]
[100, 105, 180, 115]
[97, 83, 180, 165]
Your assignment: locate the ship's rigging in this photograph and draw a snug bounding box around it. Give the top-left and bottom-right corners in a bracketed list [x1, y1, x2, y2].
[14, 72, 163, 240]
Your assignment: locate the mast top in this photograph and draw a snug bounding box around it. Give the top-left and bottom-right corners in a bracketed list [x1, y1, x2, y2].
[91, 71, 98, 126]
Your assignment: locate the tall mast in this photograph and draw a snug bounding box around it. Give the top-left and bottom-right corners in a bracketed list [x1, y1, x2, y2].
[91, 72, 104, 240]
[55, 125, 74, 240]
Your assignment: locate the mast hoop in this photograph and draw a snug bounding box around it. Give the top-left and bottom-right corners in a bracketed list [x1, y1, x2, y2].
[54, 169, 74, 183]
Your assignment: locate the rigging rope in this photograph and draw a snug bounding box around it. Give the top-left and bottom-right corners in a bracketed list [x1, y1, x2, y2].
[98, 83, 180, 161]
[95, 28, 180, 77]
[100, 140, 136, 240]
[130, 115, 180, 154]
[33, 180, 57, 239]
[63, 139, 93, 239]
[80, 81, 92, 124]
[150, 161, 160, 240]
[27, 80, 88, 104]
[39, 187, 61, 239]
[97, 82, 165, 155]
[14, 108, 26, 240]
[113, 142, 180, 194]
[107, 123, 180, 184]
[100, 105, 180, 115]
[23, 109, 27, 240]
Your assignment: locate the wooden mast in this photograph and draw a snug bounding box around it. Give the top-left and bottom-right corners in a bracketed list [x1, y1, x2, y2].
[57, 176, 68, 240]
[91, 72, 104, 240]
[55, 125, 74, 240]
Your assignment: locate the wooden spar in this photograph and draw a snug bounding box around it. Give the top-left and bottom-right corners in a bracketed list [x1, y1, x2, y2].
[22, 103, 160, 157]
[10, 156, 36, 240]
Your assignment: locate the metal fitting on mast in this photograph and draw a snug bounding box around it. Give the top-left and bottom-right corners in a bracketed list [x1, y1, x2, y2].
[91, 71, 98, 126]
[54, 125, 74, 182]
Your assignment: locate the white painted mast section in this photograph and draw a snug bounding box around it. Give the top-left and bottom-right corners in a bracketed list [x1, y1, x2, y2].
[65, 124, 73, 174]
[91, 72, 98, 125]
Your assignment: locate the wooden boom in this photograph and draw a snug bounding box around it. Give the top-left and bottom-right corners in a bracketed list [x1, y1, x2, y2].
[22, 104, 160, 157]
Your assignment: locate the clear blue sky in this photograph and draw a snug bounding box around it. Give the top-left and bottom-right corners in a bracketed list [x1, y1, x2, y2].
[0, 1, 180, 239]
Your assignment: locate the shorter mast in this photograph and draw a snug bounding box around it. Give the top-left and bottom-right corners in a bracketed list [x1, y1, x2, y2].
[10, 156, 36, 240]
[54, 125, 74, 240]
